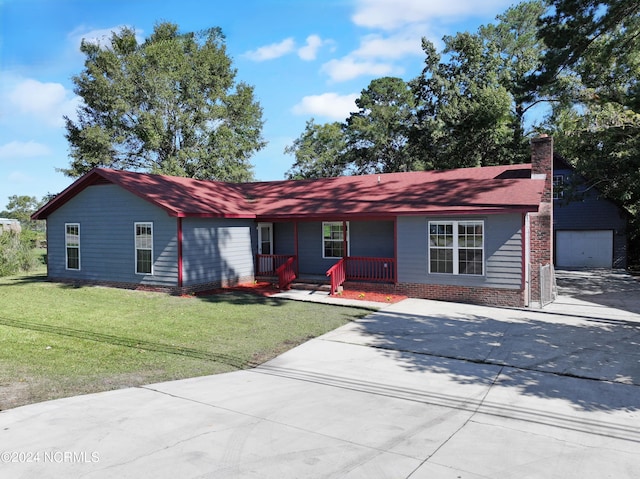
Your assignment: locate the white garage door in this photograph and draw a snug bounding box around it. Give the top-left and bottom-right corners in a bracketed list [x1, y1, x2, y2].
[556, 230, 613, 268]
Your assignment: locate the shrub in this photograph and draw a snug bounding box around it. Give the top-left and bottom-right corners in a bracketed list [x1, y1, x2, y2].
[0, 231, 39, 276]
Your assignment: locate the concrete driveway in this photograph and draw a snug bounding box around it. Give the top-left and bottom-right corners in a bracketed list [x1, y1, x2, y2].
[1, 272, 640, 478]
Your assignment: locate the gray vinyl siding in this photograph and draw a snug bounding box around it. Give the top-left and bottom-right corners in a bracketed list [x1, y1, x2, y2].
[397, 214, 523, 289]
[46, 184, 178, 286]
[182, 218, 255, 286]
[273, 222, 295, 255]
[554, 169, 627, 268]
[350, 221, 394, 257]
[295, 220, 395, 275]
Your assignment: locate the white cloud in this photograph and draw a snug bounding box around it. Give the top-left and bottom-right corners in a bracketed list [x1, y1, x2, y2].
[244, 38, 296, 61]
[7, 171, 33, 183]
[298, 35, 326, 61]
[68, 24, 142, 51]
[321, 57, 400, 83]
[0, 141, 51, 160]
[291, 92, 359, 120]
[353, 30, 425, 59]
[352, 0, 513, 30]
[8, 79, 79, 127]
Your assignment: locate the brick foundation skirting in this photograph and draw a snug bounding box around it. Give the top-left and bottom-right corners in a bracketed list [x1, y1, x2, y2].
[344, 281, 524, 308]
[49, 276, 524, 307]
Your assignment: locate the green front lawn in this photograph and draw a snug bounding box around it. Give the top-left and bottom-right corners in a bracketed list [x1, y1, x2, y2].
[0, 271, 369, 409]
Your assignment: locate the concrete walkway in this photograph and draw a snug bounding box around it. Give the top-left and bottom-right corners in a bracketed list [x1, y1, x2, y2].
[1, 272, 640, 478]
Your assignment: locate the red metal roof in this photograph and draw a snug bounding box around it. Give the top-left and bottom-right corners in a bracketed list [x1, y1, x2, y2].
[32, 164, 545, 220]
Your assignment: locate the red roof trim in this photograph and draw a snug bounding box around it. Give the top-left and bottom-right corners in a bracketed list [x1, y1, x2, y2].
[257, 206, 538, 222]
[32, 164, 544, 221]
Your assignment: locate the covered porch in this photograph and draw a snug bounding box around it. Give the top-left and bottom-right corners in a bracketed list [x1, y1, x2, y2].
[254, 218, 397, 294]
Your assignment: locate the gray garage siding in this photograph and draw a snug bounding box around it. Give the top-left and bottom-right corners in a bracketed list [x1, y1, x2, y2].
[46, 184, 178, 286]
[553, 169, 627, 268]
[397, 214, 523, 289]
[181, 218, 255, 286]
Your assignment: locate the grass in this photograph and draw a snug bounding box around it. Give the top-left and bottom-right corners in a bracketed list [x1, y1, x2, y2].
[0, 268, 370, 410]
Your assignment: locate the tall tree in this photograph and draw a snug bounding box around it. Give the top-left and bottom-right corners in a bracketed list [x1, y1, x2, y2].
[285, 120, 348, 179]
[536, 0, 640, 87]
[537, 0, 640, 205]
[537, 0, 640, 262]
[284, 77, 420, 178]
[1, 195, 40, 224]
[63, 22, 265, 181]
[345, 77, 420, 174]
[413, 1, 548, 169]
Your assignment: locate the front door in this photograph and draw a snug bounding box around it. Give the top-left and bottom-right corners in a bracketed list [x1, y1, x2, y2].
[257, 223, 273, 273]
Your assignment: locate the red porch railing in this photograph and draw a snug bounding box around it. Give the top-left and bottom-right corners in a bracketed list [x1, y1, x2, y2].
[346, 256, 395, 282]
[326, 257, 396, 295]
[256, 254, 296, 276]
[326, 257, 346, 295]
[275, 256, 297, 290]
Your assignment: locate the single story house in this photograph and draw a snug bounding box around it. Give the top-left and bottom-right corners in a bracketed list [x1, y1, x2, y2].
[553, 155, 628, 269]
[32, 136, 555, 308]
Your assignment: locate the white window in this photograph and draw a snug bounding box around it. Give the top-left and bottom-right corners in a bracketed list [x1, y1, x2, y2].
[322, 222, 349, 259]
[65, 223, 80, 270]
[553, 175, 564, 199]
[429, 221, 484, 275]
[135, 222, 153, 274]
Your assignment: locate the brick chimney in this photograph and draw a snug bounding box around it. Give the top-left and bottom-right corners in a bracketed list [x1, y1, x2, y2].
[528, 134, 554, 306]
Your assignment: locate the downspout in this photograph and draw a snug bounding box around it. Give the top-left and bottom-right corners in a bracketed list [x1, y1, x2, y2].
[294, 221, 299, 276]
[522, 212, 530, 307]
[177, 217, 183, 288]
[394, 216, 398, 284]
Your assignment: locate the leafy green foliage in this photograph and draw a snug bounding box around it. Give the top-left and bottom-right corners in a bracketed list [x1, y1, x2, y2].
[286, 2, 548, 177]
[346, 77, 421, 173]
[1, 195, 38, 224]
[63, 22, 265, 181]
[285, 120, 348, 179]
[538, 0, 640, 264]
[0, 231, 39, 277]
[413, 1, 548, 169]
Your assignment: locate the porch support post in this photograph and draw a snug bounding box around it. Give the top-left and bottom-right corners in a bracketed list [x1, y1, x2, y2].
[342, 220, 348, 258]
[177, 217, 183, 288]
[294, 221, 299, 275]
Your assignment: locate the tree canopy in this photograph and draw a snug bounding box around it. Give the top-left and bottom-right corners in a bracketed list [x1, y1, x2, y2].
[536, 0, 640, 261]
[413, 0, 548, 169]
[285, 120, 348, 179]
[285, 77, 420, 179]
[1, 195, 40, 224]
[283, 0, 640, 261]
[285, 1, 549, 176]
[63, 22, 265, 181]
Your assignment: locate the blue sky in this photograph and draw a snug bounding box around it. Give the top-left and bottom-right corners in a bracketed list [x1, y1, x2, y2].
[0, 0, 516, 211]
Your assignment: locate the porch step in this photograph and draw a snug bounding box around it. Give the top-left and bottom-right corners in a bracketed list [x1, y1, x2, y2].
[289, 279, 331, 293]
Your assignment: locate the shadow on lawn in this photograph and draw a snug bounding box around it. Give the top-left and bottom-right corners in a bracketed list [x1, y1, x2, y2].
[0, 273, 48, 285]
[0, 315, 255, 369]
[194, 290, 290, 308]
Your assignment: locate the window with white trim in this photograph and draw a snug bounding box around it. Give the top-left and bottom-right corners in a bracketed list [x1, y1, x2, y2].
[65, 223, 80, 270]
[322, 222, 349, 259]
[553, 175, 564, 199]
[135, 222, 153, 274]
[429, 221, 484, 275]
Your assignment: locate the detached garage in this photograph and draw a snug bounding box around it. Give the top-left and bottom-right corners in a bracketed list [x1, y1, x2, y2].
[556, 230, 613, 268]
[553, 156, 628, 269]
